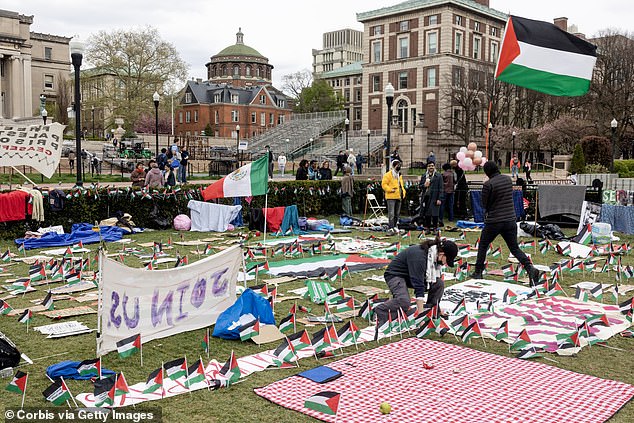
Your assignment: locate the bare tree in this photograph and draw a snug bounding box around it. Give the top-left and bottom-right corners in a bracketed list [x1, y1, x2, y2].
[54, 72, 71, 125]
[281, 69, 313, 100]
[86, 26, 189, 131]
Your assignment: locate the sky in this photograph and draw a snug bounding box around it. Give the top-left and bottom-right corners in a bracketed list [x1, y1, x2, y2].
[4, 0, 632, 90]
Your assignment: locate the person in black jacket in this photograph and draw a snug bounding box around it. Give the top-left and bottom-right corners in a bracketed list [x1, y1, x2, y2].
[417, 162, 444, 231]
[471, 161, 541, 286]
[296, 159, 309, 180]
[334, 151, 346, 176]
[374, 238, 458, 326]
[452, 160, 469, 219]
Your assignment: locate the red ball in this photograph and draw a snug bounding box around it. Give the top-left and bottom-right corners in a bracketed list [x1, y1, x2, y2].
[255, 231, 261, 237]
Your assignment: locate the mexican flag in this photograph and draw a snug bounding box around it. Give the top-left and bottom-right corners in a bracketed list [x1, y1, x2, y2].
[42, 379, 71, 405]
[304, 391, 340, 416]
[116, 334, 141, 358]
[495, 15, 597, 96]
[201, 155, 268, 200]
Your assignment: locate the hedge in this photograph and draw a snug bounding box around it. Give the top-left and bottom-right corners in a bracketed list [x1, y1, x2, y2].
[0, 180, 423, 240]
[614, 160, 634, 178]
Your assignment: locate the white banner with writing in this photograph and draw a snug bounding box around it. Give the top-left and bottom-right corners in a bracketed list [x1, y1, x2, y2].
[0, 123, 65, 178]
[97, 245, 240, 356]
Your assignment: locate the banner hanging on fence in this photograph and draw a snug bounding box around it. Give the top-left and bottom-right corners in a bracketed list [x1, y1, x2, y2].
[97, 245, 240, 356]
[0, 123, 65, 178]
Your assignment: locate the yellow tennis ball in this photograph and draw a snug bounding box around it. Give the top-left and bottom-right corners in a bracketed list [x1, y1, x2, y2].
[380, 402, 392, 414]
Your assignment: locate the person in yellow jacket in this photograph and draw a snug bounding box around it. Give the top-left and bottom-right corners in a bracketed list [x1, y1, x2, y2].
[381, 159, 406, 234]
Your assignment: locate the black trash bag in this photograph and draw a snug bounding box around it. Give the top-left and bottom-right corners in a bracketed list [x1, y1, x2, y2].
[520, 222, 539, 237]
[540, 224, 566, 240]
[0, 337, 20, 370]
[148, 204, 171, 229]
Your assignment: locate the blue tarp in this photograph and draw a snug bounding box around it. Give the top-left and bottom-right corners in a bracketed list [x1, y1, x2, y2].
[15, 223, 127, 250]
[46, 360, 116, 380]
[212, 289, 276, 340]
[470, 190, 525, 223]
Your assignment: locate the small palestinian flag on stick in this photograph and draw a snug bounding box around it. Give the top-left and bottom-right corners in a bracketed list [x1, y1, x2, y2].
[77, 357, 101, 378]
[18, 309, 32, 331]
[41, 292, 54, 311]
[17, 243, 26, 256]
[202, 328, 210, 358]
[143, 367, 164, 396]
[304, 391, 341, 416]
[164, 358, 187, 382]
[0, 299, 13, 315]
[5, 370, 28, 409]
[116, 333, 141, 363]
[42, 378, 72, 406]
[495, 15, 597, 96]
[219, 351, 241, 384]
[239, 317, 260, 341]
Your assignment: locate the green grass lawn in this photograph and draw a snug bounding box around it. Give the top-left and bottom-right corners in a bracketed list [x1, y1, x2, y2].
[0, 226, 632, 422]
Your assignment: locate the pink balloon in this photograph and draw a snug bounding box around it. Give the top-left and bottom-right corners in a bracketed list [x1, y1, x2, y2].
[465, 150, 474, 159]
[473, 157, 482, 166]
[481, 157, 487, 166]
[459, 160, 467, 170]
[468, 142, 477, 151]
[456, 152, 466, 161]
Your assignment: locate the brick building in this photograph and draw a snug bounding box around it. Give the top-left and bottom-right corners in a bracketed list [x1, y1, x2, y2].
[175, 29, 292, 139]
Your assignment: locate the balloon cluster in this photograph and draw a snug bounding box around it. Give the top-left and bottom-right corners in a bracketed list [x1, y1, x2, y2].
[455, 142, 487, 171]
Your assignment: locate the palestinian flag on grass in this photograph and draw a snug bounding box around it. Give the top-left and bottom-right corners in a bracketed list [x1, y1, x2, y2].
[0, 299, 13, 315]
[503, 289, 518, 303]
[619, 297, 634, 315]
[510, 329, 533, 351]
[164, 358, 187, 381]
[77, 358, 101, 377]
[337, 321, 360, 344]
[17, 243, 25, 253]
[573, 224, 593, 245]
[250, 284, 268, 298]
[589, 284, 603, 300]
[495, 15, 597, 96]
[239, 318, 260, 341]
[557, 330, 581, 349]
[451, 298, 467, 315]
[93, 375, 115, 407]
[358, 299, 373, 320]
[574, 287, 589, 302]
[114, 372, 130, 398]
[219, 352, 241, 383]
[546, 281, 565, 297]
[416, 318, 436, 339]
[41, 292, 54, 311]
[516, 346, 542, 360]
[201, 330, 209, 353]
[0, 249, 10, 262]
[326, 288, 345, 304]
[311, 327, 333, 354]
[203, 244, 213, 255]
[17, 309, 32, 324]
[304, 391, 340, 416]
[42, 379, 71, 405]
[587, 313, 610, 327]
[186, 359, 207, 388]
[116, 334, 141, 358]
[461, 321, 483, 343]
[279, 313, 295, 334]
[143, 367, 164, 394]
[333, 297, 354, 313]
[273, 337, 296, 365]
[65, 269, 81, 285]
[435, 318, 451, 336]
[175, 255, 189, 268]
[5, 371, 27, 395]
[495, 321, 509, 341]
[29, 263, 46, 282]
[289, 329, 312, 352]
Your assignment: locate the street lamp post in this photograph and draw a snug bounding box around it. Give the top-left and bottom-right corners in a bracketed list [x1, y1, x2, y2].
[153, 92, 160, 158]
[385, 82, 394, 170]
[344, 118, 350, 150]
[367, 129, 371, 167]
[611, 118, 618, 173]
[69, 36, 85, 187]
[487, 122, 493, 160]
[41, 109, 48, 125]
[512, 131, 516, 157]
[91, 105, 95, 139]
[309, 138, 313, 156]
[236, 124, 241, 168]
[410, 135, 414, 168]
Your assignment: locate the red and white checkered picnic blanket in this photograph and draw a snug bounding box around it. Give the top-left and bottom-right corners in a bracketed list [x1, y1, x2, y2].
[254, 338, 634, 423]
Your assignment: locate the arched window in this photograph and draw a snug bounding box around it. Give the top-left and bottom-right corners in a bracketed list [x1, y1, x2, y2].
[233, 65, 240, 76]
[397, 99, 409, 133]
[246, 66, 251, 76]
[256, 67, 261, 77]
[221, 65, 227, 76]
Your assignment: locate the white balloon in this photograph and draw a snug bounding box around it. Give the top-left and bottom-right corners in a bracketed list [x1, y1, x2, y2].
[459, 147, 468, 153]
[474, 150, 483, 159]
[463, 157, 473, 166]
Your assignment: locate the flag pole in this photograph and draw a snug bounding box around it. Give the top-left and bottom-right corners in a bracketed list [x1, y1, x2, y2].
[140, 337, 143, 367]
[62, 377, 79, 408]
[161, 361, 165, 398]
[21, 373, 27, 410]
[96, 248, 104, 357]
[263, 192, 269, 247]
[207, 327, 210, 359]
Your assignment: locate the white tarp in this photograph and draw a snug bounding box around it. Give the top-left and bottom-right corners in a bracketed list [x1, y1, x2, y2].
[97, 245, 240, 356]
[0, 123, 65, 178]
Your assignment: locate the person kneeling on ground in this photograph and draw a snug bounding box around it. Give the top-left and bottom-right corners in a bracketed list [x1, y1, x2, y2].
[374, 238, 458, 326]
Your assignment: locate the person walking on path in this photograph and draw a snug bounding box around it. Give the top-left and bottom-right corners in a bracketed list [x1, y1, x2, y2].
[374, 238, 458, 326]
[278, 153, 287, 176]
[265, 145, 274, 179]
[524, 159, 532, 183]
[510, 155, 521, 179]
[471, 161, 541, 286]
[381, 159, 405, 234]
[341, 166, 354, 216]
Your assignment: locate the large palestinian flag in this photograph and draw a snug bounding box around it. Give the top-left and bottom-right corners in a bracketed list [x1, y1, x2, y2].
[495, 16, 597, 96]
[265, 254, 389, 278]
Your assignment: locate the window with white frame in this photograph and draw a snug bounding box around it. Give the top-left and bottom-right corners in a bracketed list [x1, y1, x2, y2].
[44, 74, 54, 89]
[44, 47, 52, 60]
[185, 92, 192, 103]
[490, 27, 498, 37]
[179, 112, 183, 124]
[474, 21, 480, 32]
[215, 111, 219, 124]
[400, 21, 409, 31]
[427, 68, 437, 87]
[455, 15, 463, 26]
[269, 113, 274, 124]
[399, 72, 408, 89]
[473, 35, 482, 60]
[231, 110, 239, 122]
[429, 15, 438, 25]
[372, 75, 380, 92]
[251, 112, 257, 123]
[455, 31, 464, 55]
[490, 41, 499, 62]
[278, 115, 285, 124]
[278, 99, 285, 108]
[194, 110, 198, 122]
[214, 93, 221, 103]
[373, 25, 382, 35]
[398, 36, 409, 59]
[427, 31, 438, 54]
[233, 65, 239, 76]
[372, 41, 382, 63]
[246, 66, 251, 76]
[260, 112, 265, 126]
[185, 111, 191, 123]
[231, 94, 239, 104]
